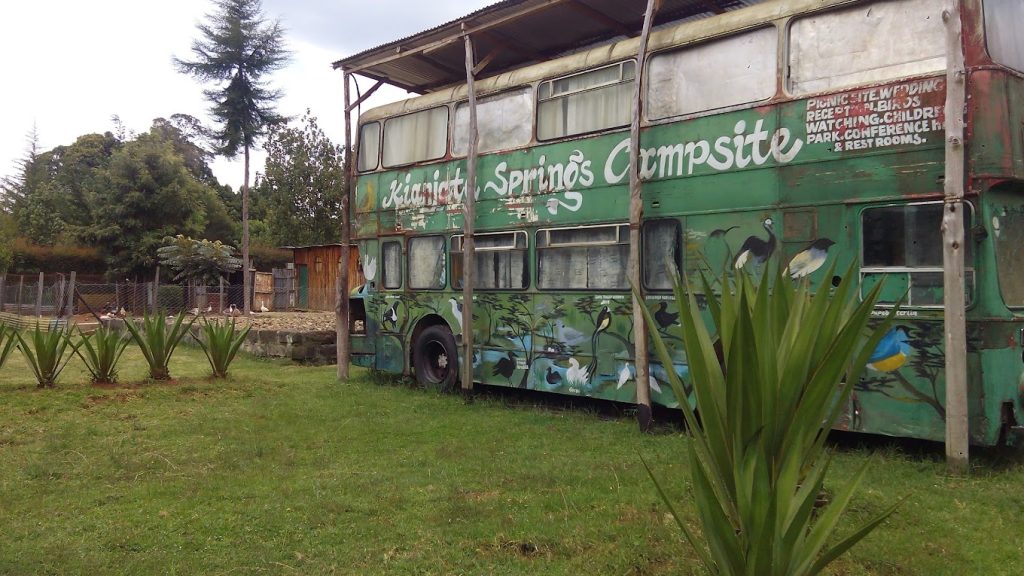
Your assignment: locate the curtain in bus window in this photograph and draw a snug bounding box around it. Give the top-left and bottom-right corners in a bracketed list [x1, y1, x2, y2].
[647, 27, 777, 120]
[789, 0, 946, 95]
[357, 122, 380, 171]
[990, 193, 1024, 307]
[453, 89, 533, 155]
[408, 236, 446, 289]
[381, 241, 402, 289]
[537, 63, 634, 141]
[382, 107, 448, 167]
[985, 0, 1024, 73]
[538, 226, 628, 289]
[452, 233, 528, 289]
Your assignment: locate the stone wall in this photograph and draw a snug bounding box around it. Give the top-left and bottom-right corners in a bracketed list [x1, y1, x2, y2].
[241, 329, 337, 364]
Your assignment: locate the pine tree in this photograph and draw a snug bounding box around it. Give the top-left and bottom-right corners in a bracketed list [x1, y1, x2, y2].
[175, 0, 289, 313]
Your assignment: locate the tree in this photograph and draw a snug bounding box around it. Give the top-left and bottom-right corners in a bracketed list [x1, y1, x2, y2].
[256, 111, 344, 246]
[175, 0, 289, 313]
[157, 235, 242, 286]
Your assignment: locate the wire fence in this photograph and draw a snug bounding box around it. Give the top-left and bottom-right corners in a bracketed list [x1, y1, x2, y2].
[0, 273, 290, 325]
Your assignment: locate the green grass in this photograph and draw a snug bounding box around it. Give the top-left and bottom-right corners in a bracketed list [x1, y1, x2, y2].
[0, 348, 1021, 575]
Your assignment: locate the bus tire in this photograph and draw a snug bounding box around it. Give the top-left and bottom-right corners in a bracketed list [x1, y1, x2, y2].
[412, 325, 458, 391]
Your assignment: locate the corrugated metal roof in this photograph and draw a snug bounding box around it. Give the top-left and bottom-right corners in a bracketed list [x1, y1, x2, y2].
[333, 0, 767, 94]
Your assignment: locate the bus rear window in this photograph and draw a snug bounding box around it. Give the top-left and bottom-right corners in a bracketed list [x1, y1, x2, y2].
[860, 202, 974, 307]
[788, 0, 945, 95]
[990, 196, 1024, 307]
[537, 224, 628, 290]
[357, 122, 380, 171]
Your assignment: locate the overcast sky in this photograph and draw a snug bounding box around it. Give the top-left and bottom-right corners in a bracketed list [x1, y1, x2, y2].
[0, 0, 495, 189]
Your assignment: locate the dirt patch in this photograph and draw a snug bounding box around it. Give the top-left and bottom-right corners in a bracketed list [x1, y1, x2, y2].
[81, 392, 140, 408]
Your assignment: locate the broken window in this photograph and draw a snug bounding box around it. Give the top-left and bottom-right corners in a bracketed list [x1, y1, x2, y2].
[408, 236, 446, 289]
[647, 27, 777, 120]
[453, 89, 533, 155]
[537, 61, 635, 141]
[381, 240, 402, 289]
[537, 224, 629, 290]
[357, 121, 380, 172]
[643, 219, 681, 290]
[788, 0, 945, 95]
[860, 202, 974, 307]
[382, 107, 448, 168]
[451, 231, 528, 290]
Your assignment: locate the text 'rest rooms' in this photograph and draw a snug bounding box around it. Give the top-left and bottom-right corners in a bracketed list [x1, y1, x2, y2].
[805, 78, 945, 152]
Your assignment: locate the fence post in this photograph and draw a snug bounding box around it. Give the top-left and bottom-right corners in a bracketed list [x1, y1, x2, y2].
[154, 266, 161, 313]
[56, 274, 65, 317]
[35, 272, 44, 317]
[65, 272, 76, 319]
[17, 275, 24, 315]
[146, 282, 154, 313]
[219, 277, 225, 312]
[0, 273, 6, 312]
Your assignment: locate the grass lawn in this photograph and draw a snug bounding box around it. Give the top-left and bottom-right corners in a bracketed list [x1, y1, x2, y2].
[0, 346, 1022, 575]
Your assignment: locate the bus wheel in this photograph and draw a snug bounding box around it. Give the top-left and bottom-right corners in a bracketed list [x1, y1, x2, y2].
[412, 325, 458, 391]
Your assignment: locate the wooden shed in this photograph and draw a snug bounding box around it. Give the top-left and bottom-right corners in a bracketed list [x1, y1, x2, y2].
[288, 244, 363, 311]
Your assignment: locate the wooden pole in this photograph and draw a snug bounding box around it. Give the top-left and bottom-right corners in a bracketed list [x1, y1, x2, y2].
[461, 26, 479, 392]
[942, 0, 969, 474]
[154, 266, 161, 313]
[17, 275, 23, 315]
[65, 272, 76, 319]
[0, 273, 5, 312]
[629, 0, 659, 431]
[337, 71, 353, 381]
[35, 272, 44, 317]
[57, 274, 65, 317]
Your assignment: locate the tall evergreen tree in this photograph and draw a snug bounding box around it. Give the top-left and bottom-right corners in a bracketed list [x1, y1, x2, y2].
[175, 0, 289, 313]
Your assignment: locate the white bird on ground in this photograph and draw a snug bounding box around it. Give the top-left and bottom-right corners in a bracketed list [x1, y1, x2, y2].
[205, 304, 213, 314]
[189, 307, 200, 316]
[259, 300, 269, 313]
[566, 358, 590, 385]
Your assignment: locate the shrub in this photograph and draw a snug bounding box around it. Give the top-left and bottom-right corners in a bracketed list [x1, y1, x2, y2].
[639, 263, 902, 575]
[74, 325, 131, 384]
[196, 319, 251, 378]
[15, 325, 76, 388]
[124, 313, 196, 380]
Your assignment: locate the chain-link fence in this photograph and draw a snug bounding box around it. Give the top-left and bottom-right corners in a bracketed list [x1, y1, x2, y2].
[1, 273, 294, 324]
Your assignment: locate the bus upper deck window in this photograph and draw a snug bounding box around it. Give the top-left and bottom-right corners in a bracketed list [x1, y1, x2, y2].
[537, 61, 634, 141]
[357, 122, 380, 172]
[382, 107, 449, 168]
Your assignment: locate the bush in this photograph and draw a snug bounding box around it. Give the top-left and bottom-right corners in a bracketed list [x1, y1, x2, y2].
[124, 313, 196, 380]
[8, 238, 105, 274]
[15, 325, 76, 388]
[196, 319, 251, 378]
[639, 263, 903, 575]
[74, 325, 131, 384]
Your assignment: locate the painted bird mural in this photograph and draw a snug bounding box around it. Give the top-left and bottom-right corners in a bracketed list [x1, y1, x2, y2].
[590, 306, 612, 382]
[733, 218, 777, 269]
[566, 358, 591, 386]
[545, 365, 562, 387]
[654, 301, 679, 330]
[492, 350, 517, 384]
[381, 301, 399, 331]
[554, 319, 587, 347]
[867, 328, 911, 372]
[786, 238, 836, 279]
[449, 298, 464, 332]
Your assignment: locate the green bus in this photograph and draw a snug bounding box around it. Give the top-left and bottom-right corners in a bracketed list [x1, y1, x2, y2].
[339, 0, 1024, 446]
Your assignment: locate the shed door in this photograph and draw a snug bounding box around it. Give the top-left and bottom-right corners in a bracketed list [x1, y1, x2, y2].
[297, 264, 309, 309]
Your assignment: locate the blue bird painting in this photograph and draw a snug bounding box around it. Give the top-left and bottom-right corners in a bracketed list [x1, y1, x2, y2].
[867, 328, 911, 372]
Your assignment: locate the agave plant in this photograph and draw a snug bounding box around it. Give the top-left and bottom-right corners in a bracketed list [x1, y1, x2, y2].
[638, 263, 903, 575]
[196, 318, 251, 378]
[0, 325, 18, 370]
[74, 325, 131, 385]
[15, 325, 77, 388]
[124, 313, 196, 380]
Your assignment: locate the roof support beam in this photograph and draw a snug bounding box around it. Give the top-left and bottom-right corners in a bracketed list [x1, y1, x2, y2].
[461, 27, 479, 395]
[473, 45, 502, 77]
[566, 0, 635, 37]
[346, 79, 384, 113]
[630, 0, 660, 432]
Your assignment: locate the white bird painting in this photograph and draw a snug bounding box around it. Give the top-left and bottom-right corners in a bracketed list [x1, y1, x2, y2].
[448, 298, 463, 332]
[554, 319, 586, 347]
[362, 255, 377, 282]
[566, 358, 590, 385]
[617, 364, 631, 390]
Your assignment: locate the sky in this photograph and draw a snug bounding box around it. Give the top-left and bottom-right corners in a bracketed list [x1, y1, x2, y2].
[0, 0, 495, 190]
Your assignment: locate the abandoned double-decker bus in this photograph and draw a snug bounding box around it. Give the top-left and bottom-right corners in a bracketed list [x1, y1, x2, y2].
[335, 0, 1024, 446]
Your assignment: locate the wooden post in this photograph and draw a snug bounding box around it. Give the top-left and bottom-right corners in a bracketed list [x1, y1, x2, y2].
[56, 274, 65, 317]
[17, 275, 23, 315]
[629, 0, 659, 431]
[154, 266, 161, 313]
[461, 26, 479, 392]
[219, 277, 225, 312]
[0, 273, 5, 312]
[65, 272, 76, 319]
[942, 0, 969, 474]
[147, 282, 154, 313]
[35, 272, 44, 317]
[337, 71, 353, 381]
